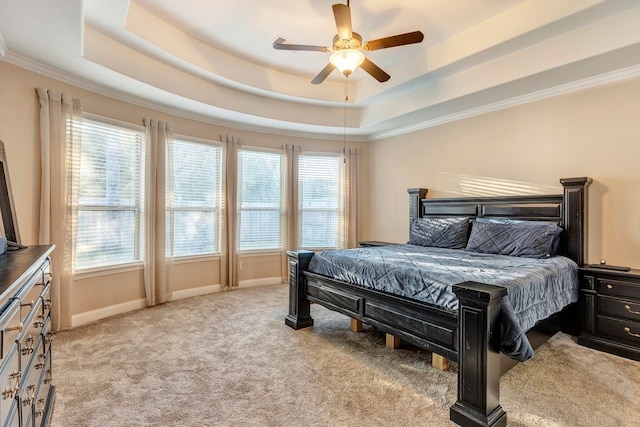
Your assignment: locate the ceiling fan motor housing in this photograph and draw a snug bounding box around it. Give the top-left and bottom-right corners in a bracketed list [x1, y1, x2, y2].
[332, 32, 362, 51]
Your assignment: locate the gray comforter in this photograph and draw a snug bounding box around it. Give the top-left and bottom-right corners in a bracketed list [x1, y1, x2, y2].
[308, 244, 579, 361]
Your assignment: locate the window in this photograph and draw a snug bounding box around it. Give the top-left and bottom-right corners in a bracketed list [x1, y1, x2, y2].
[75, 118, 145, 270]
[168, 138, 222, 257]
[298, 153, 341, 249]
[237, 148, 283, 251]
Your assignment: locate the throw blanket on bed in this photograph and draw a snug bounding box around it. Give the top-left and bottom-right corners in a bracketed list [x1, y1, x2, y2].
[308, 244, 579, 361]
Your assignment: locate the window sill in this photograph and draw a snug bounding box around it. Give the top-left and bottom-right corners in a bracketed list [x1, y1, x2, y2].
[74, 262, 144, 279]
[238, 250, 283, 257]
[173, 254, 221, 264]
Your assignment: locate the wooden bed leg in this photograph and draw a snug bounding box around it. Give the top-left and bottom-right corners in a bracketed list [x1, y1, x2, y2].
[285, 250, 315, 330]
[350, 318, 363, 333]
[432, 353, 449, 371]
[386, 333, 400, 349]
[450, 282, 508, 427]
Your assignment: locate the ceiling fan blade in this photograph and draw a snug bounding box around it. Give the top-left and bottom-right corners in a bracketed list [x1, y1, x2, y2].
[364, 31, 424, 51]
[273, 38, 329, 52]
[332, 3, 352, 40]
[360, 58, 390, 82]
[311, 63, 336, 84]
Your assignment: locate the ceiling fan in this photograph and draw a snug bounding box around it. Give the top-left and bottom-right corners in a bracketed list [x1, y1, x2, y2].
[273, 1, 424, 84]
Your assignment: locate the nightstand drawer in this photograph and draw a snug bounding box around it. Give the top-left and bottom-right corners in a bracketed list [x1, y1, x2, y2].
[581, 274, 595, 291]
[596, 278, 640, 300]
[598, 296, 640, 322]
[596, 316, 640, 346]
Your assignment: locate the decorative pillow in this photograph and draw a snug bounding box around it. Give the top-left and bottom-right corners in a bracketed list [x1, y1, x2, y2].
[409, 217, 470, 249]
[465, 218, 563, 258]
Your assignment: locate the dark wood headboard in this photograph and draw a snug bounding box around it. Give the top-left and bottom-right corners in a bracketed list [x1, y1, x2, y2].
[408, 177, 591, 265]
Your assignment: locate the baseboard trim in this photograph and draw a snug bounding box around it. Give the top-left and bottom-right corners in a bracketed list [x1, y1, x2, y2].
[238, 277, 283, 288]
[171, 284, 222, 300]
[71, 298, 147, 328]
[70, 281, 274, 328]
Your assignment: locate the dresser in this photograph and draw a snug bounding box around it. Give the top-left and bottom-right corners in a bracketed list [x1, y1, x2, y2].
[578, 266, 640, 361]
[0, 246, 54, 427]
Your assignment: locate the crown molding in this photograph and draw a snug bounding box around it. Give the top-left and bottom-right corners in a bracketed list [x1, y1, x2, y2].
[369, 63, 640, 141]
[5, 48, 639, 144]
[0, 51, 369, 142]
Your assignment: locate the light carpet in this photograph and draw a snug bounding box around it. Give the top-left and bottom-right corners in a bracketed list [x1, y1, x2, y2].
[50, 284, 640, 426]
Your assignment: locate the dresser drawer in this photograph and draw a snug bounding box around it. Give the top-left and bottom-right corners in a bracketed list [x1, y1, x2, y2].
[597, 295, 640, 322]
[40, 317, 52, 356]
[17, 352, 40, 424]
[596, 316, 640, 346]
[33, 350, 51, 426]
[40, 284, 52, 320]
[2, 400, 19, 427]
[17, 298, 44, 372]
[16, 268, 47, 324]
[0, 301, 21, 361]
[596, 278, 640, 300]
[0, 347, 19, 423]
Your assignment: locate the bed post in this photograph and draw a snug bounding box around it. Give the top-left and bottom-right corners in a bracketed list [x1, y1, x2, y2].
[450, 283, 508, 427]
[559, 177, 591, 266]
[407, 188, 428, 219]
[285, 250, 315, 329]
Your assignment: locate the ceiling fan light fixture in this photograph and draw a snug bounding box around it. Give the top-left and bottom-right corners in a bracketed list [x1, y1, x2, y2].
[330, 49, 365, 76]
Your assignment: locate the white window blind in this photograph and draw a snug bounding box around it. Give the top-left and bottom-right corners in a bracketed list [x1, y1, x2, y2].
[298, 153, 340, 249]
[75, 118, 145, 270]
[238, 149, 283, 251]
[168, 138, 222, 257]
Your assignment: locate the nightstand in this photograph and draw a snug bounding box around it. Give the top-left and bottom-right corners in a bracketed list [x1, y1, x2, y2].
[358, 241, 397, 247]
[578, 266, 640, 361]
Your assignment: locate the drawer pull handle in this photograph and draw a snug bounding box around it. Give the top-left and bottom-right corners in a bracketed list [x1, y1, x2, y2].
[624, 305, 640, 315]
[5, 322, 23, 332]
[2, 371, 21, 400]
[624, 327, 640, 338]
[606, 284, 613, 289]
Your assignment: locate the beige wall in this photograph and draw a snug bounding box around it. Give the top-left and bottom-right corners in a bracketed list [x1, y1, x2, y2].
[0, 60, 366, 322]
[3, 57, 638, 322]
[365, 76, 640, 269]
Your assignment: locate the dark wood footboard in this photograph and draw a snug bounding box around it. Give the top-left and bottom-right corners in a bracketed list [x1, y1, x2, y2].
[286, 250, 508, 427]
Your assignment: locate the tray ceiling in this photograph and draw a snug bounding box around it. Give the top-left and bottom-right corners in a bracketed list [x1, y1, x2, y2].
[2, 0, 640, 140]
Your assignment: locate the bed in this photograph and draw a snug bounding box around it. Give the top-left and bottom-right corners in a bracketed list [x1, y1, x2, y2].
[285, 177, 591, 427]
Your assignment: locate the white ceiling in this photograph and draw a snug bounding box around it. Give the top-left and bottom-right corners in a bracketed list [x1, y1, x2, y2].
[2, 0, 640, 140]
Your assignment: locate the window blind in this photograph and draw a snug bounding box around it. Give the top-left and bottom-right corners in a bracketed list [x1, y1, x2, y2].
[75, 118, 145, 270]
[238, 149, 283, 251]
[298, 153, 340, 249]
[168, 139, 222, 257]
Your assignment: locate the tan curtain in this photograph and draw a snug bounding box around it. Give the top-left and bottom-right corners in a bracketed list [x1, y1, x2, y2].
[143, 118, 174, 305]
[340, 147, 359, 248]
[37, 88, 82, 331]
[281, 144, 300, 282]
[221, 134, 239, 288]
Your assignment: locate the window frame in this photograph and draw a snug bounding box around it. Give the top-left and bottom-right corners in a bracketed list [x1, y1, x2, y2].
[297, 151, 342, 250]
[237, 146, 284, 253]
[168, 135, 223, 260]
[74, 114, 146, 273]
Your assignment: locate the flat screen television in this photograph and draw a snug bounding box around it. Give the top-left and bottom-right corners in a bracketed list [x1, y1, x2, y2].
[0, 139, 21, 246]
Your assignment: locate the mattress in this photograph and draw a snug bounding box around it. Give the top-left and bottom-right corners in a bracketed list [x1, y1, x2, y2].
[308, 244, 579, 361]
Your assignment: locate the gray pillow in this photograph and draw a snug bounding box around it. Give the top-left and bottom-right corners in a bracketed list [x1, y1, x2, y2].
[465, 218, 562, 258]
[409, 217, 470, 249]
